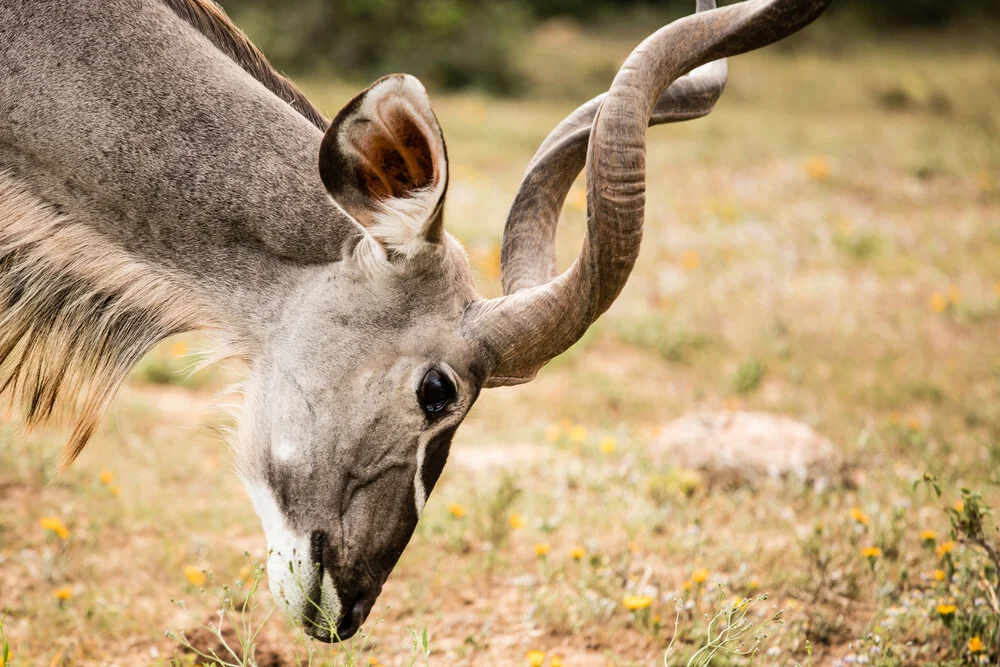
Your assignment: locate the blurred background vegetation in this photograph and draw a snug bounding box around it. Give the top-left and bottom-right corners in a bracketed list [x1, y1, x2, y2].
[219, 0, 1000, 95]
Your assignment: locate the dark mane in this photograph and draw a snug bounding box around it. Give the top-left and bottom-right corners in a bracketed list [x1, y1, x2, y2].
[160, 0, 328, 131]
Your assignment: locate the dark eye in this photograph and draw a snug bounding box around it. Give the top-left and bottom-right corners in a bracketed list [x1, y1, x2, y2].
[418, 368, 455, 417]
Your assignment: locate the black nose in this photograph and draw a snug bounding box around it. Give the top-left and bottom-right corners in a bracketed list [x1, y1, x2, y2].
[335, 599, 367, 640]
[304, 593, 374, 643]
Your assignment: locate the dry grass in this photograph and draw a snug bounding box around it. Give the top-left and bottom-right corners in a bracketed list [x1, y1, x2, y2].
[1, 28, 998, 667]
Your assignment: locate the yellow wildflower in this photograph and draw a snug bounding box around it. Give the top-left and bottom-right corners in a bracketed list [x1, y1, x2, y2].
[170, 341, 188, 357]
[932, 569, 946, 582]
[526, 650, 546, 667]
[954, 501, 965, 514]
[732, 596, 749, 610]
[681, 581, 692, 591]
[599, 436, 617, 455]
[53, 586, 73, 600]
[544, 424, 562, 442]
[551, 657, 563, 667]
[570, 546, 586, 561]
[919, 530, 937, 542]
[947, 285, 962, 303]
[99, 470, 114, 485]
[184, 565, 207, 587]
[711, 200, 740, 224]
[936, 603, 957, 616]
[447, 503, 466, 519]
[929, 292, 947, 313]
[0, 651, 11, 666]
[509, 513, 525, 529]
[629, 541, 639, 554]
[39, 516, 69, 540]
[968, 636, 984, 653]
[861, 546, 882, 559]
[568, 425, 587, 443]
[680, 250, 700, 271]
[805, 155, 831, 181]
[623, 595, 653, 611]
[906, 417, 922, 431]
[748, 579, 759, 591]
[534, 543, 551, 557]
[936, 540, 955, 559]
[109, 485, 121, 497]
[691, 568, 709, 584]
[850, 507, 870, 526]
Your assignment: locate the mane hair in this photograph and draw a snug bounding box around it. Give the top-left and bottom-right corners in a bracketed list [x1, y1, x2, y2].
[0, 2, 317, 464]
[0, 172, 217, 466]
[160, 0, 328, 131]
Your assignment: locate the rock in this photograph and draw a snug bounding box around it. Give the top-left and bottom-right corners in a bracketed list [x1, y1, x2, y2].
[652, 411, 841, 487]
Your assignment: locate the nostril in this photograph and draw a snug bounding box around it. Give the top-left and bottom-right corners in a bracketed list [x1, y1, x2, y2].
[336, 600, 366, 640]
[310, 531, 325, 569]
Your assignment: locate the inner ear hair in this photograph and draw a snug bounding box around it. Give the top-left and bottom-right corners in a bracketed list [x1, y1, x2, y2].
[355, 101, 437, 203]
[320, 75, 448, 246]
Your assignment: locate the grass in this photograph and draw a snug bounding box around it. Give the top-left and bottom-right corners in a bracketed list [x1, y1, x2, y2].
[0, 24, 998, 667]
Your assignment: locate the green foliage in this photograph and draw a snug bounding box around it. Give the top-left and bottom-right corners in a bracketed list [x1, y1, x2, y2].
[732, 359, 765, 396]
[222, 0, 531, 93]
[837, 0, 1000, 27]
[663, 590, 785, 666]
[1, 610, 10, 667]
[474, 473, 522, 547]
[132, 339, 214, 389]
[834, 228, 883, 262]
[218, 0, 998, 94]
[166, 556, 432, 666]
[616, 316, 711, 364]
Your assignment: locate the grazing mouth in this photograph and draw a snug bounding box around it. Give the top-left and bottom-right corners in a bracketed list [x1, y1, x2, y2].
[300, 531, 373, 643]
[302, 530, 331, 639]
[306, 602, 367, 643]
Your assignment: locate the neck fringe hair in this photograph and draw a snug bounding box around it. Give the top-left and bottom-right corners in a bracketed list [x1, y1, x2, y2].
[160, 0, 328, 131]
[0, 172, 217, 466]
[1, 3, 313, 465]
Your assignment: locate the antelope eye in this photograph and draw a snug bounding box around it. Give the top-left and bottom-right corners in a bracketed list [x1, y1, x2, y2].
[418, 368, 455, 417]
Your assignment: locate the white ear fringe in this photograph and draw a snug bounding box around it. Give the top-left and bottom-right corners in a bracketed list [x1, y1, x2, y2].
[367, 187, 442, 260]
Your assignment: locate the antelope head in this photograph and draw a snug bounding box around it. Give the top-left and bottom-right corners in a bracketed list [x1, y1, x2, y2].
[232, 0, 832, 642]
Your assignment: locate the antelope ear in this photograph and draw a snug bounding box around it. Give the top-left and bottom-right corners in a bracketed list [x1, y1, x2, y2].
[319, 74, 449, 251]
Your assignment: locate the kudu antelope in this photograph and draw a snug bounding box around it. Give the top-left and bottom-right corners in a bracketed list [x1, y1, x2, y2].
[0, 0, 831, 642]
